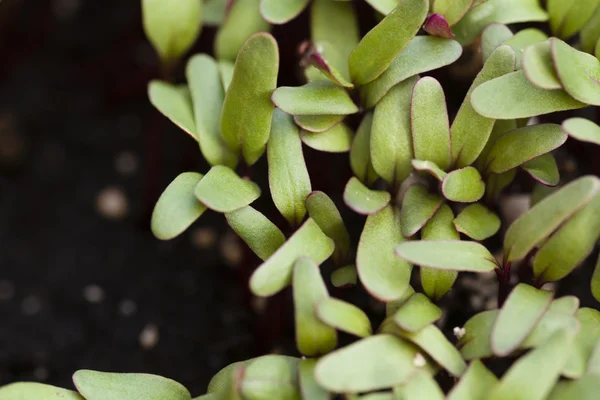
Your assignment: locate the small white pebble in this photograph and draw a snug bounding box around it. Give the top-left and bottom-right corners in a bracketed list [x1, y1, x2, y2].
[139, 324, 159, 350]
[191, 227, 217, 249]
[119, 299, 137, 317]
[83, 284, 104, 304]
[114, 152, 138, 176]
[413, 353, 426, 367]
[0, 280, 15, 301]
[453, 326, 466, 340]
[21, 295, 42, 316]
[96, 187, 128, 220]
[33, 366, 49, 381]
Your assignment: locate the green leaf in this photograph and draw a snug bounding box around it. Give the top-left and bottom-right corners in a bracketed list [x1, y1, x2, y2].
[563, 118, 600, 146]
[349, 0, 429, 85]
[400, 184, 443, 237]
[268, 110, 312, 226]
[596, 37, 600, 59]
[343, 177, 390, 215]
[293, 257, 338, 356]
[446, 361, 498, 400]
[360, 36, 462, 108]
[225, 206, 286, 261]
[453, 203, 500, 241]
[260, 0, 309, 24]
[484, 124, 567, 174]
[350, 112, 379, 185]
[491, 283, 553, 357]
[364, 0, 402, 15]
[393, 371, 444, 400]
[393, 293, 442, 333]
[220, 33, 278, 165]
[371, 76, 418, 186]
[458, 310, 497, 360]
[302, 48, 354, 88]
[73, 370, 191, 400]
[203, 0, 227, 26]
[451, 45, 516, 167]
[298, 360, 330, 400]
[441, 167, 485, 203]
[218, 61, 234, 91]
[420, 204, 459, 301]
[521, 40, 562, 90]
[521, 309, 579, 350]
[186, 54, 237, 168]
[548, 0, 600, 40]
[504, 176, 600, 262]
[310, 0, 359, 67]
[411, 77, 451, 170]
[359, 393, 394, 400]
[306, 191, 351, 264]
[532, 193, 600, 283]
[581, 6, 600, 53]
[142, 0, 202, 64]
[357, 206, 412, 301]
[564, 308, 600, 378]
[294, 115, 344, 133]
[521, 153, 560, 186]
[0, 382, 84, 400]
[592, 254, 600, 303]
[552, 38, 600, 106]
[395, 240, 499, 272]
[386, 286, 415, 317]
[550, 295, 580, 314]
[331, 265, 357, 287]
[586, 336, 600, 375]
[431, 0, 473, 26]
[317, 297, 372, 338]
[548, 375, 600, 400]
[411, 160, 447, 181]
[250, 218, 334, 296]
[272, 82, 358, 116]
[301, 124, 353, 153]
[214, 0, 270, 61]
[488, 330, 573, 400]
[471, 70, 586, 119]
[503, 28, 549, 67]
[148, 81, 196, 140]
[314, 335, 424, 393]
[194, 166, 260, 212]
[474, 117, 517, 172]
[151, 173, 206, 240]
[481, 23, 513, 61]
[240, 356, 300, 400]
[452, 0, 548, 45]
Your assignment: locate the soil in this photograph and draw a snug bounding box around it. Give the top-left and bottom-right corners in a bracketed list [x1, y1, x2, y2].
[0, 0, 598, 397]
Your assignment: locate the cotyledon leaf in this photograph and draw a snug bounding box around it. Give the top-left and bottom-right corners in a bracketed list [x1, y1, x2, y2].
[194, 165, 261, 213]
[240, 356, 301, 400]
[441, 167, 485, 203]
[481, 23, 513, 61]
[393, 371, 444, 400]
[548, 0, 600, 40]
[306, 191, 351, 264]
[317, 297, 373, 338]
[521, 153, 560, 186]
[431, 0, 473, 26]
[371, 76, 418, 186]
[411, 76, 451, 170]
[521, 40, 562, 90]
[503, 28, 548, 67]
[343, 177, 390, 215]
[411, 160, 447, 181]
[331, 265, 357, 288]
[220, 33, 279, 165]
[268, 109, 312, 226]
[357, 206, 412, 302]
[453, 203, 500, 241]
[470, 70, 587, 119]
[563, 308, 600, 378]
[446, 360, 498, 400]
[260, 0, 309, 24]
[451, 45, 516, 167]
[186, 54, 237, 168]
[272, 81, 358, 116]
[0, 382, 85, 400]
[148, 81, 196, 140]
[399, 184, 443, 238]
[218, 61, 234, 91]
[364, 0, 401, 15]
[349, 0, 429, 85]
[350, 112, 378, 185]
[360, 36, 462, 108]
[548, 375, 600, 400]
[151, 172, 206, 240]
[458, 310, 497, 360]
[393, 293, 442, 333]
[311, 0, 359, 65]
[592, 254, 600, 303]
[225, 206, 286, 261]
[563, 118, 600, 146]
[504, 176, 600, 262]
[298, 359, 329, 400]
[250, 218, 334, 297]
[294, 114, 344, 133]
[580, 6, 600, 53]
[301, 123, 353, 153]
[203, 0, 226, 26]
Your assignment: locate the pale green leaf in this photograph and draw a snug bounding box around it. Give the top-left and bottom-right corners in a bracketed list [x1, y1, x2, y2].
[331, 265, 357, 288]
[293, 257, 338, 356]
[343, 177, 390, 215]
[552, 38, 600, 106]
[521, 40, 562, 90]
[393, 371, 444, 400]
[548, 0, 600, 40]
[453, 203, 500, 241]
[218, 61, 234, 91]
[250, 218, 334, 296]
[220, 33, 279, 165]
[564, 308, 600, 378]
[268, 109, 312, 226]
[73, 370, 191, 400]
[186, 54, 237, 168]
[442, 167, 485, 203]
[471, 70, 586, 119]
[393, 293, 442, 333]
[563, 118, 600, 146]
[301, 123, 353, 153]
[503, 28, 548, 67]
[581, 6, 600, 53]
[364, 0, 402, 15]
[360, 36, 462, 108]
[386, 286, 415, 317]
[548, 375, 600, 400]
[432, 0, 473, 26]
[399, 184, 443, 237]
[298, 360, 330, 400]
[311, 0, 359, 66]
[272, 82, 358, 116]
[349, 0, 429, 85]
[521, 309, 579, 349]
[521, 153, 560, 186]
[148, 81, 196, 140]
[350, 112, 379, 185]
[303, 49, 354, 88]
[411, 160, 447, 181]
[371, 76, 418, 186]
[294, 115, 344, 133]
[194, 166, 260, 212]
[0, 382, 84, 400]
[395, 240, 499, 272]
[214, 0, 270, 61]
[142, 0, 202, 64]
[203, 0, 227, 26]
[357, 206, 412, 301]
[225, 206, 286, 261]
[458, 310, 497, 360]
[586, 336, 600, 375]
[447, 361, 498, 400]
[241, 356, 300, 400]
[491, 283, 553, 357]
[260, 0, 309, 24]
[550, 295, 580, 314]
[306, 191, 351, 264]
[481, 23, 513, 61]
[317, 297, 372, 338]
[592, 254, 600, 303]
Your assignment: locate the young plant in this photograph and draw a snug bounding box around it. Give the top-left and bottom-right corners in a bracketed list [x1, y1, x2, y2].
[3, 0, 600, 398]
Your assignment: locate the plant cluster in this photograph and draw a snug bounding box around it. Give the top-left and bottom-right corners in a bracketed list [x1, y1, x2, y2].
[2, 0, 600, 399]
